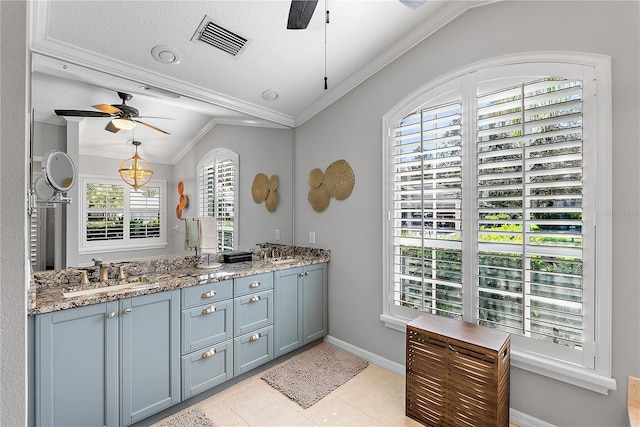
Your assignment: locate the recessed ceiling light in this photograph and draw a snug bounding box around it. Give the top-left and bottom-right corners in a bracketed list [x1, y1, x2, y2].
[261, 89, 279, 102]
[151, 45, 181, 65]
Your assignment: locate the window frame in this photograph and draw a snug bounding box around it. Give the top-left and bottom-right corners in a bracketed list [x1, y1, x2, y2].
[381, 52, 614, 394]
[78, 174, 167, 254]
[197, 148, 239, 252]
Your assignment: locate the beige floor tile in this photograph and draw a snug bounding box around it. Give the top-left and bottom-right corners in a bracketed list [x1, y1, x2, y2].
[243, 398, 308, 426]
[155, 349, 425, 427]
[221, 380, 282, 420]
[304, 399, 384, 426]
[199, 400, 249, 426]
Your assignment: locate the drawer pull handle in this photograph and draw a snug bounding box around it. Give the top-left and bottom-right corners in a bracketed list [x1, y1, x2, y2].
[202, 290, 216, 298]
[202, 306, 216, 315]
[249, 295, 261, 303]
[107, 312, 116, 318]
[123, 308, 132, 315]
[249, 281, 261, 288]
[202, 349, 216, 358]
[249, 333, 261, 341]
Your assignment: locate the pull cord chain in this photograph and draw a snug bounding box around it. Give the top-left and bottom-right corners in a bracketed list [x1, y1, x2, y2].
[324, 2, 329, 90]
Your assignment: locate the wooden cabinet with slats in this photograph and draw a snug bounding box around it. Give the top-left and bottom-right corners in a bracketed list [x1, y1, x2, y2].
[406, 314, 510, 427]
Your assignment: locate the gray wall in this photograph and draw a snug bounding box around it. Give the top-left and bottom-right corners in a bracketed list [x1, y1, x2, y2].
[170, 124, 294, 254]
[292, 1, 640, 426]
[1, 1, 28, 426]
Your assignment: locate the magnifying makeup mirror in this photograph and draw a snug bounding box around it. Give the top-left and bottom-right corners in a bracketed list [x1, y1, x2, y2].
[34, 175, 55, 201]
[41, 150, 76, 193]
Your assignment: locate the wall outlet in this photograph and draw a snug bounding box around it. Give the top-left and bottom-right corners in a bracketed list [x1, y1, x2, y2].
[275, 229, 280, 241]
[309, 231, 316, 244]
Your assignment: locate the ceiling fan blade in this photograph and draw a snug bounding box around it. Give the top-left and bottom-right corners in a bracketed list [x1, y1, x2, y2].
[134, 120, 171, 135]
[93, 104, 123, 115]
[399, 0, 425, 10]
[105, 121, 121, 133]
[55, 109, 112, 117]
[287, 0, 318, 30]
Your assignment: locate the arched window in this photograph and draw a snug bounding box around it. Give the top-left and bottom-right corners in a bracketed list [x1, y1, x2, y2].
[382, 53, 614, 393]
[197, 148, 238, 251]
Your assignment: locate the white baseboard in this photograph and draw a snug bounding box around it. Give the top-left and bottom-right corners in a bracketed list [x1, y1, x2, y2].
[323, 335, 556, 427]
[324, 335, 405, 376]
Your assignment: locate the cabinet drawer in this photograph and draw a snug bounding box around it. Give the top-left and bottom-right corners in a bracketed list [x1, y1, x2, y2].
[181, 300, 233, 354]
[181, 340, 233, 400]
[234, 325, 273, 376]
[234, 273, 273, 297]
[182, 280, 233, 309]
[234, 289, 273, 336]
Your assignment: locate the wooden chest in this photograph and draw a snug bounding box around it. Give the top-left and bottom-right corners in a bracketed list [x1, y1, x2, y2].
[406, 314, 510, 427]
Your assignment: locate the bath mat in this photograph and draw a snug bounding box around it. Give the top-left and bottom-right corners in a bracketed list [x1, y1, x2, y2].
[157, 407, 216, 427]
[261, 343, 368, 408]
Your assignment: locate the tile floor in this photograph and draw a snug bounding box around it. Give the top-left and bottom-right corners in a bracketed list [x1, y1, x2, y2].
[154, 347, 518, 427]
[154, 359, 420, 426]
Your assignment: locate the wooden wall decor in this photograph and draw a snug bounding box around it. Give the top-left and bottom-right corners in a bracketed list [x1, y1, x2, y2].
[176, 181, 188, 219]
[307, 159, 355, 212]
[252, 173, 279, 212]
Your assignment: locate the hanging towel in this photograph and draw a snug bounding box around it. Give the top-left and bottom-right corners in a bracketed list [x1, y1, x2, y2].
[184, 218, 199, 252]
[198, 216, 218, 254]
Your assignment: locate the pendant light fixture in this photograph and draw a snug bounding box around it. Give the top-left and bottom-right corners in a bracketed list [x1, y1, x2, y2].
[119, 140, 153, 190]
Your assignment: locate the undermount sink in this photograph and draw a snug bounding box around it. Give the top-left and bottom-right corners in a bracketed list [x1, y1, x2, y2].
[62, 281, 159, 298]
[270, 258, 302, 265]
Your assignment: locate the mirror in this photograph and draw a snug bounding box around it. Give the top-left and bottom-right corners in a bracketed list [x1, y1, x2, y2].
[42, 150, 76, 192]
[30, 54, 294, 270]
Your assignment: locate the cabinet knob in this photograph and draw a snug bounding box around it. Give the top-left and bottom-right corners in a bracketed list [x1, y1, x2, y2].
[202, 306, 216, 315]
[123, 308, 132, 315]
[249, 333, 261, 341]
[202, 349, 216, 358]
[202, 290, 216, 298]
[299, 273, 304, 277]
[249, 281, 261, 288]
[249, 295, 261, 303]
[107, 312, 116, 318]
[305, 271, 310, 276]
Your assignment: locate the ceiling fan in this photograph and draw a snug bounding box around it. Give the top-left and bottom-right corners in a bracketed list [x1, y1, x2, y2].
[287, 0, 319, 30]
[286, 0, 426, 30]
[54, 91, 171, 135]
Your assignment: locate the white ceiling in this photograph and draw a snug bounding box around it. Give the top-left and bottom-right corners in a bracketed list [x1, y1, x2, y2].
[30, 0, 492, 164]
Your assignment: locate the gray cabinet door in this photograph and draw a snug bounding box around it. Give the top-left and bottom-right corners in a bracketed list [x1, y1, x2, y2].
[35, 301, 119, 427]
[274, 267, 303, 357]
[120, 290, 180, 426]
[302, 263, 328, 344]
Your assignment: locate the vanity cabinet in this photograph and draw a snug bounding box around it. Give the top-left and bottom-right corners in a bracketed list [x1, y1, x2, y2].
[35, 301, 119, 427]
[180, 280, 234, 400]
[35, 290, 180, 427]
[274, 263, 328, 358]
[233, 273, 274, 376]
[120, 291, 181, 426]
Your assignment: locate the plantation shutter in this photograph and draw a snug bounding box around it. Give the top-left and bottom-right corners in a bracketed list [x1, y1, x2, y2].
[216, 158, 235, 251]
[476, 77, 584, 351]
[85, 183, 125, 241]
[198, 154, 236, 251]
[392, 99, 464, 319]
[129, 186, 161, 239]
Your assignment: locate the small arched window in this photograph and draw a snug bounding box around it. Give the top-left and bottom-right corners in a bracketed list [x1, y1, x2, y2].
[197, 148, 239, 251]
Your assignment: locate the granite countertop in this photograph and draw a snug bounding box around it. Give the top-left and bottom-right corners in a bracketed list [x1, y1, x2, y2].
[29, 246, 329, 315]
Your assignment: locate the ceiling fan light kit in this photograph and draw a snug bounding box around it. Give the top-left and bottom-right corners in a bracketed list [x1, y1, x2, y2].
[110, 118, 136, 130]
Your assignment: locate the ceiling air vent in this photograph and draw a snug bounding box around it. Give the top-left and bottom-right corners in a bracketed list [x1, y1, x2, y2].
[191, 15, 248, 57]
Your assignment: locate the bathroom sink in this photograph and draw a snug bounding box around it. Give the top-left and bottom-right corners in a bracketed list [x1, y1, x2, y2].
[62, 281, 159, 298]
[270, 258, 302, 265]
